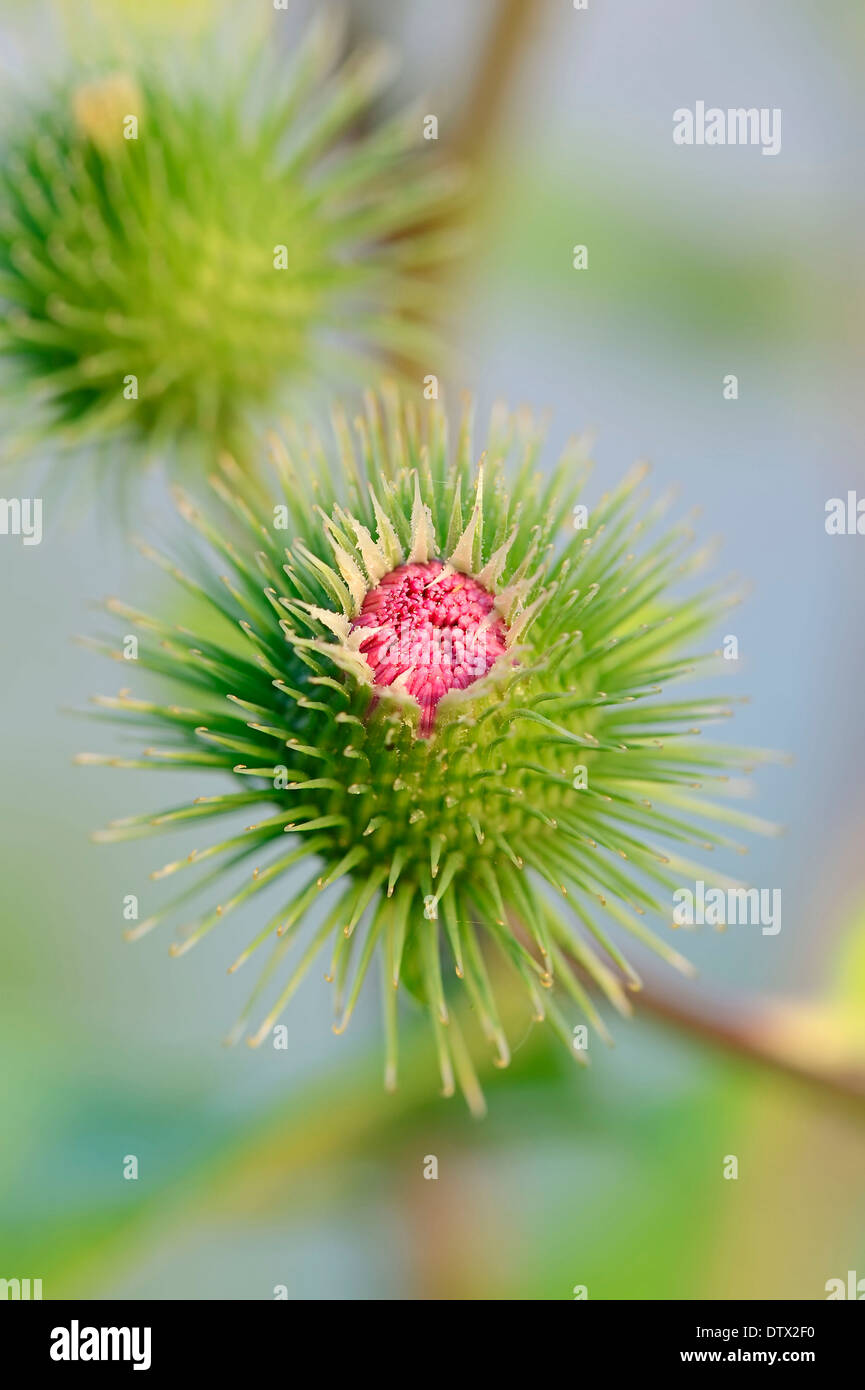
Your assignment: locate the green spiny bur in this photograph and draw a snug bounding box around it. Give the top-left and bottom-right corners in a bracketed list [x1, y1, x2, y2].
[78, 389, 781, 1114]
[0, 18, 459, 469]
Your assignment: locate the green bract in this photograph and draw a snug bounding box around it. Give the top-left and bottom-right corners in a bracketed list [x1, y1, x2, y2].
[0, 19, 458, 468]
[78, 390, 778, 1114]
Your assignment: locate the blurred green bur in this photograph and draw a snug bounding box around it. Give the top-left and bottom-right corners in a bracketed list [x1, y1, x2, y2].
[0, 9, 460, 470]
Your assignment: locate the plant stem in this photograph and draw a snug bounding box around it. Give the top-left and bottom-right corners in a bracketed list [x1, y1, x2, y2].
[636, 975, 865, 1106]
[452, 0, 543, 161]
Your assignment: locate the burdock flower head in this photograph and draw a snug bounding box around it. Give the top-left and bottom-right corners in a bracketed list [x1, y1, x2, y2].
[0, 15, 459, 467]
[78, 390, 778, 1114]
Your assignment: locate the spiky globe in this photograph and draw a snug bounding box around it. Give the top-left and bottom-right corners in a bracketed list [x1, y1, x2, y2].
[0, 19, 458, 467]
[78, 390, 777, 1114]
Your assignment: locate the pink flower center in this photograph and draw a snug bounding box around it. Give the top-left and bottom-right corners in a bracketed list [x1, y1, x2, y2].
[351, 560, 508, 735]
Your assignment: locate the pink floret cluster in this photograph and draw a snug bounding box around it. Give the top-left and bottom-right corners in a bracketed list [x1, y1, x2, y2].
[351, 560, 508, 735]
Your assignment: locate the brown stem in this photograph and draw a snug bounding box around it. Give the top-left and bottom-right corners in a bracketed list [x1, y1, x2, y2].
[635, 974, 865, 1106]
[452, 0, 545, 162]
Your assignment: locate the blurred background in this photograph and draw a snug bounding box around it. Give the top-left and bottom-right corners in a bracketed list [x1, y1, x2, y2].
[1, 0, 864, 1299]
